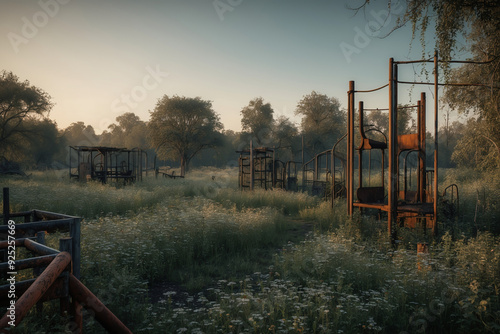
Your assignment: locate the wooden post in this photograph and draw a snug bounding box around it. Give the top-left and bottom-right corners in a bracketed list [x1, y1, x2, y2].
[34, 231, 46, 277]
[35, 232, 46, 313]
[70, 218, 81, 279]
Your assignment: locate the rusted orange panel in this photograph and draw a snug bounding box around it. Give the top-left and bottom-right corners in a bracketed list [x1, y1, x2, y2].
[398, 190, 418, 203]
[397, 211, 435, 229]
[398, 133, 419, 151]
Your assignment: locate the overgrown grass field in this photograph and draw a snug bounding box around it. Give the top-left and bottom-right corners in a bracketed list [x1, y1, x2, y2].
[1, 167, 499, 333]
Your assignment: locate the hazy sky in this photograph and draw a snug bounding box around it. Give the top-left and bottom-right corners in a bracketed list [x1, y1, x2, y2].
[1, 0, 456, 133]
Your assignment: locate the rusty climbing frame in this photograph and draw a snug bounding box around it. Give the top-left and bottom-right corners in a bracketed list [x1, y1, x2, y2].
[346, 52, 468, 237]
[69, 146, 149, 184]
[237, 141, 299, 191]
[301, 135, 347, 201]
[0, 188, 131, 333]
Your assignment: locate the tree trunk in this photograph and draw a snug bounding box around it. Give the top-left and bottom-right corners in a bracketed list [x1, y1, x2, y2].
[180, 155, 192, 176]
[180, 156, 186, 177]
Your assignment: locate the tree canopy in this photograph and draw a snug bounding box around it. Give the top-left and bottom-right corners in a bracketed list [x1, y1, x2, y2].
[148, 95, 223, 175]
[295, 91, 345, 154]
[100, 112, 148, 149]
[0, 71, 53, 159]
[240, 97, 275, 146]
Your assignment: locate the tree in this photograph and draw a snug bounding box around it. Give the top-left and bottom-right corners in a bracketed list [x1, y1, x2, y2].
[352, 1, 500, 66]
[148, 95, 223, 176]
[365, 105, 415, 135]
[21, 118, 65, 168]
[452, 119, 500, 170]
[100, 112, 148, 149]
[295, 91, 345, 154]
[240, 97, 274, 146]
[273, 115, 300, 160]
[0, 71, 52, 159]
[62, 121, 99, 147]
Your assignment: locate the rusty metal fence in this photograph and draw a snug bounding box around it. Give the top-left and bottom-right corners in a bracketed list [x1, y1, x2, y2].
[0, 188, 131, 333]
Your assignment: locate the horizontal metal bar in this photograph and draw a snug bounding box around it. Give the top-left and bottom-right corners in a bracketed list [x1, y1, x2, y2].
[33, 209, 79, 220]
[0, 211, 33, 219]
[394, 59, 433, 64]
[397, 80, 499, 89]
[0, 239, 25, 249]
[0, 279, 36, 299]
[0, 219, 72, 235]
[24, 239, 59, 255]
[354, 83, 389, 93]
[0, 254, 56, 273]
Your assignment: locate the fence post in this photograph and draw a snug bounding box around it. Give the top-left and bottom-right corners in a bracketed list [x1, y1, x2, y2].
[60, 238, 73, 316]
[70, 217, 81, 279]
[35, 231, 47, 313]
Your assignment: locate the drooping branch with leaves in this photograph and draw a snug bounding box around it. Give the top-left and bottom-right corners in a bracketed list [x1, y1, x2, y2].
[352, 0, 500, 168]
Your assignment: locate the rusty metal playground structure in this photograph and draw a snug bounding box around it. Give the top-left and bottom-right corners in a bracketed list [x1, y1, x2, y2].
[236, 52, 492, 237]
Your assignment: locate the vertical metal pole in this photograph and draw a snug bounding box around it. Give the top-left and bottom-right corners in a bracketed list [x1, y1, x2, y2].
[59, 237, 73, 316]
[272, 148, 276, 188]
[301, 134, 305, 191]
[70, 218, 81, 279]
[69, 147, 72, 180]
[331, 147, 334, 207]
[420, 93, 427, 203]
[433, 51, 439, 236]
[103, 151, 108, 184]
[77, 149, 81, 181]
[388, 58, 398, 237]
[358, 101, 364, 191]
[347, 81, 355, 216]
[250, 140, 254, 191]
[314, 155, 318, 182]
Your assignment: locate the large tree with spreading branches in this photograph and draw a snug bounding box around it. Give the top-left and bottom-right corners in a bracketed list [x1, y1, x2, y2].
[148, 95, 223, 176]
